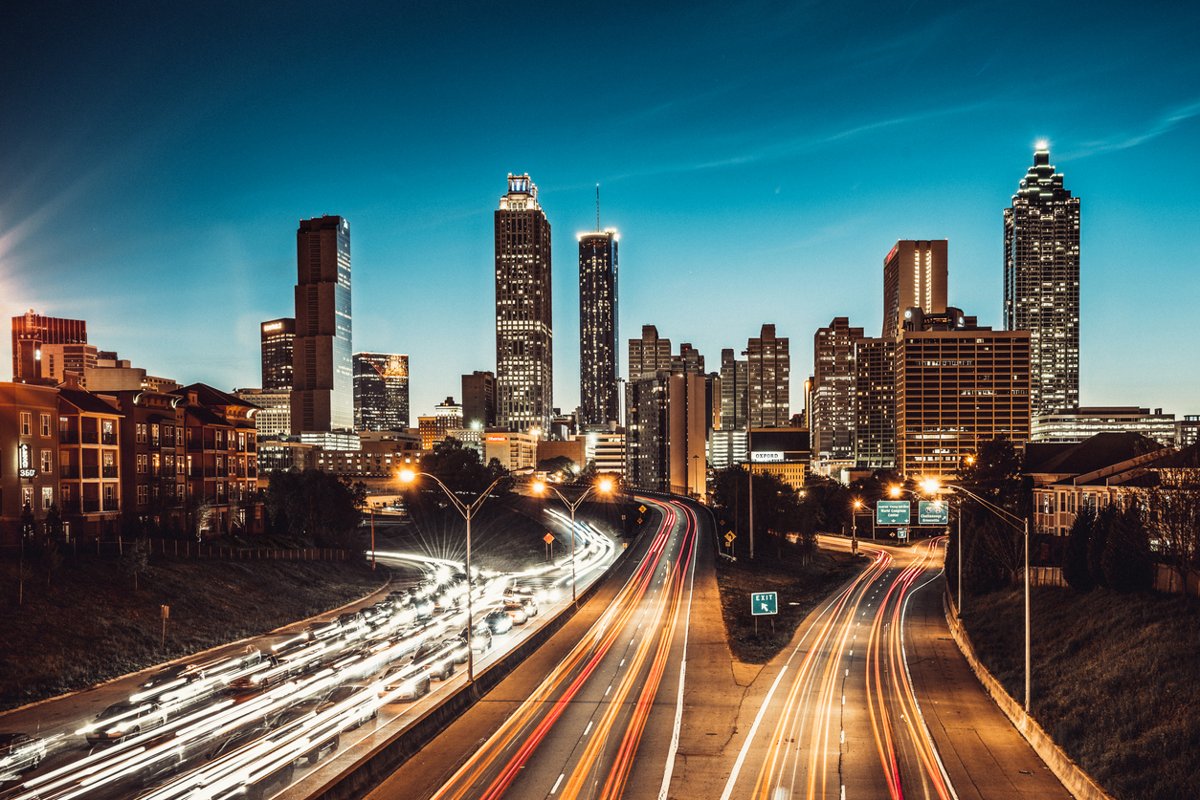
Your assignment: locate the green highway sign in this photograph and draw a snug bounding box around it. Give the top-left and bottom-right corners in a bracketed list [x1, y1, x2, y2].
[876, 500, 911, 525]
[751, 591, 778, 616]
[918, 500, 949, 525]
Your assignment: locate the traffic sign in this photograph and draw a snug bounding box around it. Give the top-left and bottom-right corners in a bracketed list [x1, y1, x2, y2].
[876, 500, 911, 525]
[897, 527, 909, 540]
[725, 531, 736, 544]
[751, 591, 778, 616]
[543, 533, 555, 544]
[918, 500, 948, 525]
[638, 504, 647, 514]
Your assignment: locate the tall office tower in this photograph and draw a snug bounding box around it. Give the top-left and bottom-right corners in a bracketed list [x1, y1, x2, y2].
[292, 215, 353, 435]
[896, 307, 1031, 477]
[353, 352, 409, 431]
[1004, 144, 1080, 418]
[260, 318, 295, 391]
[811, 317, 864, 473]
[745, 324, 790, 427]
[671, 343, 705, 375]
[854, 337, 897, 469]
[719, 349, 748, 431]
[625, 370, 707, 498]
[11, 309, 88, 383]
[461, 370, 497, 429]
[495, 174, 553, 433]
[578, 228, 619, 428]
[882, 240, 948, 338]
[628, 324, 672, 380]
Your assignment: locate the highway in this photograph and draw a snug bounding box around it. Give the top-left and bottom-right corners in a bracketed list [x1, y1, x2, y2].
[364, 494, 699, 800]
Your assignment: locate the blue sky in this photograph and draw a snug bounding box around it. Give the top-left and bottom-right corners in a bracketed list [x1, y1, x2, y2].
[2, 1, 1199, 418]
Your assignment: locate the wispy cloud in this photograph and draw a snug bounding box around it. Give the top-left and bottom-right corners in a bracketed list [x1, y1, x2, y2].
[1070, 98, 1200, 158]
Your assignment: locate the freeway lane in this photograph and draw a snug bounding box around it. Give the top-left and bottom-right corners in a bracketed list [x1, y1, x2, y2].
[365, 495, 699, 800]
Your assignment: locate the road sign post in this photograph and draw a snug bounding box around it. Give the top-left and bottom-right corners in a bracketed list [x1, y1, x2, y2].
[751, 591, 778, 635]
[543, 532, 555, 561]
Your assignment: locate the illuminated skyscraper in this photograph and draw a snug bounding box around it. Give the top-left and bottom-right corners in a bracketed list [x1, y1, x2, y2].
[811, 317, 863, 473]
[260, 318, 295, 391]
[292, 215, 353, 435]
[353, 352, 409, 431]
[1004, 144, 1080, 418]
[882, 240, 947, 339]
[745, 324, 789, 427]
[578, 228, 619, 428]
[11, 309, 88, 384]
[495, 174, 553, 433]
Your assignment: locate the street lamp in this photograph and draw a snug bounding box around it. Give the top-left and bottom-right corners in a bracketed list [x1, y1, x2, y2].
[398, 468, 507, 684]
[532, 477, 613, 607]
[851, 498, 863, 554]
[938, 479, 1032, 713]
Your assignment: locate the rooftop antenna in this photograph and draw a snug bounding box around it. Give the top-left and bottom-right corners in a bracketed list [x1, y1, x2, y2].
[595, 183, 601, 232]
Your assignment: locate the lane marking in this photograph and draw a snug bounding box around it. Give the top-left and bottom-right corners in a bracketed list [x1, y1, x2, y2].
[551, 773, 564, 794]
[658, 501, 700, 800]
[584, 720, 593, 736]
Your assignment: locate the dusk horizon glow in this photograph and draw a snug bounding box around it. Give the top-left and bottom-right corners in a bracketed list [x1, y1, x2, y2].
[2, 1, 1198, 417]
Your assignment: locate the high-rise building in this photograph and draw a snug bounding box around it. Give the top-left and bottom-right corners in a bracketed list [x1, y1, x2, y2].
[353, 352, 409, 432]
[628, 324, 671, 380]
[1031, 407, 1177, 447]
[495, 174, 553, 433]
[260, 318, 295, 391]
[625, 370, 706, 498]
[671, 343, 705, 375]
[882, 240, 948, 339]
[292, 215, 353, 435]
[745, 324, 790, 428]
[719, 349, 748, 432]
[896, 307, 1031, 477]
[461, 370, 497, 430]
[578, 228, 619, 428]
[811, 317, 863, 473]
[418, 397, 463, 450]
[854, 337, 897, 470]
[11, 309, 88, 384]
[1004, 144, 1080, 418]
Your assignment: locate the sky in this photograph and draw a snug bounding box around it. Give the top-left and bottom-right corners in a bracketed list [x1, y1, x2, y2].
[2, 0, 1199, 419]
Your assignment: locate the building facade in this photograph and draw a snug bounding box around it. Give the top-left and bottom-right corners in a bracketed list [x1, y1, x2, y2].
[292, 215, 353, 435]
[745, 324, 789, 428]
[57, 388, 123, 540]
[495, 174, 553, 433]
[882, 240, 948, 339]
[625, 370, 707, 498]
[0, 382, 61, 544]
[353, 352, 409, 432]
[1004, 145, 1080, 419]
[628, 324, 672, 380]
[578, 229, 619, 428]
[418, 397, 463, 451]
[719, 348, 748, 432]
[11, 309, 88, 384]
[895, 308, 1031, 477]
[1031, 407, 1177, 448]
[112, 389, 188, 534]
[748, 427, 811, 489]
[175, 384, 261, 537]
[235, 388, 291, 440]
[483, 430, 538, 472]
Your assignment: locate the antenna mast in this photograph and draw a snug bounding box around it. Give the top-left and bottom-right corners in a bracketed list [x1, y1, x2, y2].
[595, 184, 601, 231]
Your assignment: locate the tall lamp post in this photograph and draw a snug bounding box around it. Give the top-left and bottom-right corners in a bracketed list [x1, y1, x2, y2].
[398, 469, 506, 684]
[532, 477, 613, 607]
[851, 499, 863, 554]
[926, 477, 1032, 713]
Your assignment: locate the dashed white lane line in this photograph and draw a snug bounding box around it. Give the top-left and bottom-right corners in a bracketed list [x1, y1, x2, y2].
[551, 773, 565, 794]
[584, 720, 593, 736]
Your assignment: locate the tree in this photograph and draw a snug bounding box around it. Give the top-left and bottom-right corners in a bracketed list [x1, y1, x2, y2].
[1062, 505, 1096, 591]
[1102, 503, 1154, 593]
[419, 438, 507, 494]
[122, 537, 150, 591]
[1089, 504, 1115, 587]
[1148, 485, 1200, 598]
[537, 456, 577, 481]
[265, 469, 364, 549]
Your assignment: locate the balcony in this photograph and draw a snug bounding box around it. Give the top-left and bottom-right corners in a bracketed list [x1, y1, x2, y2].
[102, 466, 118, 478]
[83, 499, 100, 513]
[60, 465, 80, 479]
[101, 433, 117, 445]
[81, 430, 99, 445]
[82, 465, 100, 479]
[59, 431, 79, 444]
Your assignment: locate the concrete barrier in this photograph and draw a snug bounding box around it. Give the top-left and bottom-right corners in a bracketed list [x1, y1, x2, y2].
[942, 591, 1115, 800]
[295, 515, 651, 800]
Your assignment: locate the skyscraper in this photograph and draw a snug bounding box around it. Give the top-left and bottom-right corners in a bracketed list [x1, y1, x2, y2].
[578, 228, 619, 428]
[1004, 144, 1080, 418]
[854, 337, 896, 470]
[260, 318, 295, 391]
[11, 309, 88, 384]
[745, 324, 790, 427]
[628, 324, 671, 380]
[811, 317, 863, 473]
[882, 240, 947, 339]
[292, 215, 353, 435]
[461, 370, 497, 430]
[719, 348, 748, 431]
[495, 174, 553, 433]
[353, 352, 409, 431]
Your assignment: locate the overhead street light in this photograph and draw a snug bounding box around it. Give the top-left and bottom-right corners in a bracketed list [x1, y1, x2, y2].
[398, 468, 507, 684]
[532, 477, 613, 607]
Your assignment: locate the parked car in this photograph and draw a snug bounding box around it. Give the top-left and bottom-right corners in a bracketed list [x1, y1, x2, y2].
[0, 733, 47, 780]
[484, 610, 514, 635]
[84, 702, 168, 745]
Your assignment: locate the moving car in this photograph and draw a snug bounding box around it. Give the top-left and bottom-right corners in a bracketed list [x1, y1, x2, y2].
[462, 623, 493, 653]
[380, 665, 432, 702]
[0, 733, 46, 780]
[84, 701, 168, 745]
[483, 610, 513, 635]
[321, 685, 380, 730]
[504, 601, 529, 625]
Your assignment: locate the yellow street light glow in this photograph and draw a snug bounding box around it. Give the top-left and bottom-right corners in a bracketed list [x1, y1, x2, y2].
[889, 485, 902, 499]
[965, 454, 977, 466]
[532, 480, 546, 494]
[853, 498, 863, 509]
[398, 469, 416, 483]
[920, 477, 941, 495]
[597, 477, 614, 494]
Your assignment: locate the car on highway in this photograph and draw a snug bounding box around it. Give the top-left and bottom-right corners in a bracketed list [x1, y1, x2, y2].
[484, 609, 513, 635]
[321, 684, 380, 730]
[84, 701, 168, 745]
[0, 732, 47, 781]
[520, 597, 539, 617]
[504, 601, 529, 625]
[380, 664, 432, 702]
[462, 623, 493, 653]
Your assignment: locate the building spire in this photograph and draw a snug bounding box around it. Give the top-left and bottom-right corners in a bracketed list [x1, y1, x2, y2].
[595, 183, 601, 231]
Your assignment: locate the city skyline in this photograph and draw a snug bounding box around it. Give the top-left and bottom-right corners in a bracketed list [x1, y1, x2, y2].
[2, 3, 1199, 419]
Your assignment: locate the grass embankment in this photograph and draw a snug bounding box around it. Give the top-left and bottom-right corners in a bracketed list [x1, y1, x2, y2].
[716, 539, 864, 663]
[0, 554, 382, 712]
[963, 586, 1200, 799]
